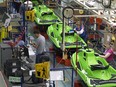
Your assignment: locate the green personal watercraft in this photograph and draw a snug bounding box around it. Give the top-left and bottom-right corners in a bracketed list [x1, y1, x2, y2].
[47, 23, 87, 49]
[71, 48, 116, 87]
[34, 5, 61, 25]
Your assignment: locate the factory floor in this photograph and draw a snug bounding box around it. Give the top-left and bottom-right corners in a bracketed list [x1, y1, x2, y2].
[26, 22, 74, 87]
[1, 39, 81, 87]
[1, 21, 116, 87]
[0, 71, 7, 87]
[0, 21, 86, 87]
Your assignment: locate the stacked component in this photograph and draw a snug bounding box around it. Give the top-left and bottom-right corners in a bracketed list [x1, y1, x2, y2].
[4, 58, 21, 77]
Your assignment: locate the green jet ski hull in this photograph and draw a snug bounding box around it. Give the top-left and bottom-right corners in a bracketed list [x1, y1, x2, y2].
[71, 49, 116, 87]
[47, 23, 87, 49]
[34, 5, 62, 25]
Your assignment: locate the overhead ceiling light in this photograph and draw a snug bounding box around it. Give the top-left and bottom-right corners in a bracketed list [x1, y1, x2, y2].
[102, 0, 111, 8]
[85, 0, 95, 7]
[96, 0, 102, 3]
[111, 1, 116, 9]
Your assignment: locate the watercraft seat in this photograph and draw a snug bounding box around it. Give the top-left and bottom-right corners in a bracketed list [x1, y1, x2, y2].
[90, 64, 109, 71]
[41, 12, 53, 16]
[84, 49, 109, 71]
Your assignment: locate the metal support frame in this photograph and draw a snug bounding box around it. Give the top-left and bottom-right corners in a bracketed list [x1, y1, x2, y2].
[74, 14, 116, 26]
[70, 0, 116, 26]
[51, 51, 74, 87]
[50, 7, 75, 85]
[62, 6, 74, 59]
[55, 0, 116, 28]
[50, 68, 74, 87]
[43, 50, 74, 87]
[22, 2, 28, 46]
[74, 14, 116, 18]
[62, 13, 65, 60]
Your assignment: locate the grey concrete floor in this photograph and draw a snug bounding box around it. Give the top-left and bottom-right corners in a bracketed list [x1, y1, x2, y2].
[0, 71, 7, 87]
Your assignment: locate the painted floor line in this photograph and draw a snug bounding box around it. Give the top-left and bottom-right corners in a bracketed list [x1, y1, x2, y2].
[0, 71, 8, 87]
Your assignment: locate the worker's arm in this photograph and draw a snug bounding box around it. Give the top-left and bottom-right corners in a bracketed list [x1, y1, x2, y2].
[31, 43, 38, 48]
[74, 27, 84, 35]
[99, 53, 111, 59]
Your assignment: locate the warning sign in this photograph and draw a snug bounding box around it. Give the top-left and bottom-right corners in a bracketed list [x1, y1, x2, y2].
[35, 62, 50, 79]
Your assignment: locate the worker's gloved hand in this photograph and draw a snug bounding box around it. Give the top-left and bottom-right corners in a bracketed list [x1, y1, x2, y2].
[73, 28, 77, 32]
[94, 53, 100, 56]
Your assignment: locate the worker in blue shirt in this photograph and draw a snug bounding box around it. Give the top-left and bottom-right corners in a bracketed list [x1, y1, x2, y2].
[74, 18, 87, 42]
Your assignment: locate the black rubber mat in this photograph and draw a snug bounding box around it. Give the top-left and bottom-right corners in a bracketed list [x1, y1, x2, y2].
[90, 78, 116, 85]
